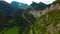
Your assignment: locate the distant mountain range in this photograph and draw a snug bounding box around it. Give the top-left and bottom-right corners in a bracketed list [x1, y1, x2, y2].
[11, 1, 29, 9]
[30, 2, 48, 11]
[25, 2, 48, 12]
[0, 1, 48, 16]
[10, 1, 47, 11]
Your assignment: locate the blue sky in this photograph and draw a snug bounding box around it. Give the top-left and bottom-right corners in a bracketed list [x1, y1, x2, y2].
[5, 0, 55, 5]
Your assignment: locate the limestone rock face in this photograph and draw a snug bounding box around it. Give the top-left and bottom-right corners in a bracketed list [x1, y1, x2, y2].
[29, 3, 60, 18]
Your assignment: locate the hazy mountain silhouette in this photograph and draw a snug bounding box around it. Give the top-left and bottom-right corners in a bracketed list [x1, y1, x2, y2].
[11, 1, 29, 9]
[30, 2, 47, 10]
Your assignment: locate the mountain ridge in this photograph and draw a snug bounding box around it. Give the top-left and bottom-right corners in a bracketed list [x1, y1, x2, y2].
[11, 1, 29, 9]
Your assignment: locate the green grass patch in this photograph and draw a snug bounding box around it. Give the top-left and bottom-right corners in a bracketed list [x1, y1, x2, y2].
[4, 26, 19, 34]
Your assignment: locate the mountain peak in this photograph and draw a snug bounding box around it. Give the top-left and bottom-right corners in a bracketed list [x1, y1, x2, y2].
[30, 2, 47, 11]
[11, 1, 29, 9]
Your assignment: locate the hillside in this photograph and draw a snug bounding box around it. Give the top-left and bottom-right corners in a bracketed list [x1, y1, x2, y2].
[33, 9, 60, 34]
[2, 9, 60, 34]
[0, 1, 60, 34]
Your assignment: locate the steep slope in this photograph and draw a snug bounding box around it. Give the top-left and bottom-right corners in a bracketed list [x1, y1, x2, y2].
[0, 1, 23, 15]
[33, 9, 60, 34]
[0, 1, 15, 15]
[0, 1, 23, 33]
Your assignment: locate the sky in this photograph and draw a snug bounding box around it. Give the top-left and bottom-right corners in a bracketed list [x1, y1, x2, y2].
[4, 0, 55, 5]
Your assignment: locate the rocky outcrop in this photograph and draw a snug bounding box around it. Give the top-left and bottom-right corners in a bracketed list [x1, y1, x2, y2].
[29, 3, 60, 18]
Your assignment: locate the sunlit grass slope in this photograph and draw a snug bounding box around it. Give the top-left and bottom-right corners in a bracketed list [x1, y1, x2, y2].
[4, 26, 19, 34]
[33, 9, 60, 34]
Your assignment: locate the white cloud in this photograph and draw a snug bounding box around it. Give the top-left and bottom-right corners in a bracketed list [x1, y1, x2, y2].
[40, 0, 55, 4]
[4, 0, 55, 5]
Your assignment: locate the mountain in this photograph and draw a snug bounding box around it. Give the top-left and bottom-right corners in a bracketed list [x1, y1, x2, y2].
[30, 2, 48, 11]
[0, 1, 15, 15]
[0, 1, 23, 15]
[33, 9, 60, 34]
[0, 1, 23, 32]
[11, 1, 29, 9]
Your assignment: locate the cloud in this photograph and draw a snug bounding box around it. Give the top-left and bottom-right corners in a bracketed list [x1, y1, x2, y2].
[40, 0, 55, 4]
[5, 0, 55, 5]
